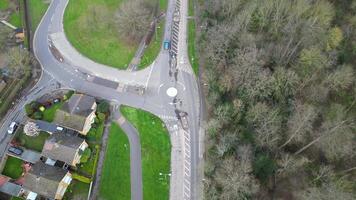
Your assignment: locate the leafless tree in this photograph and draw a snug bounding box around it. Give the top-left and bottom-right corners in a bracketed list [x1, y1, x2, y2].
[247, 102, 282, 149]
[215, 145, 259, 199]
[6, 47, 33, 78]
[115, 0, 155, 42]
[280, 102, 318, 148]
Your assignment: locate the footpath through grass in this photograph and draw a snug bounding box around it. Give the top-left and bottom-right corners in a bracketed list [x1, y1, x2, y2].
[64, 0, 167, 69]
[120, 106, 171, 200]
[99, 123, 130, 200]
[64, 0, 135, 69]
[188, 0, 198, 75]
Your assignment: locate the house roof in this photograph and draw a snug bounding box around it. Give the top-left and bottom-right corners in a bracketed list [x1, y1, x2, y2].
[0, 175, 21, 197]
[0, 181, 22, 197]
[23, 162, 68, 199]
[35, 120, 61, 133]
[41, 133, 85, 165]
[53, 94, 96, 131]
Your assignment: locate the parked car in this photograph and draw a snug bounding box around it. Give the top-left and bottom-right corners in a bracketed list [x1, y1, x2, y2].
[8, 146, 23, 155]
[7, 122, 18, 134]
[164, 40, 171, 50]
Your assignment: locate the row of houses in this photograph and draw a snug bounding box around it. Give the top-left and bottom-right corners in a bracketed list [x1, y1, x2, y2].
[0, 94, 98, 200]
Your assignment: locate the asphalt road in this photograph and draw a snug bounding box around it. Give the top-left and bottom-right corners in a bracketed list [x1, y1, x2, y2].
[0, 0, 204, 199]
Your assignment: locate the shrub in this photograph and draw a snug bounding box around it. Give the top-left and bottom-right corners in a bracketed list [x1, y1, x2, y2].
[253, 154, 276, 183]
[80, 148, 92, 163]
[25, 104, 34, 116]
[97, 100, 110, 114]
[33, 111, 43, 120]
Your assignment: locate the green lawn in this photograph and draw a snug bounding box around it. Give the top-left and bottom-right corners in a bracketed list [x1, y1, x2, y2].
[2, 157, 23, 179]
[42, 102, 62, 122]
[120, 106, 171, 200]
[99, 123, 130, 200]
[63, 180, 90, 200]
[15, 131, 50, 152]
[63, 0, 135, 69]
[188, 0, 198, 75]
[29, 0, 50, 32]
[64, 0, 167, 69]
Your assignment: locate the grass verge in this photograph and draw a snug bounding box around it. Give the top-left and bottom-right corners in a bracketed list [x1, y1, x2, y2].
[188, 0, 198, 75]
[120, 106, 171, 200]
[99, 123, 130, 200]
[29, 0, 50, 32]
[2, 156, 23, 179]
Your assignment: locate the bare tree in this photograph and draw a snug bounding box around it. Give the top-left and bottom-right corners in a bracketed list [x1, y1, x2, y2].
[325, 65, 354, 91]
[6, 47, 33, 78]
[215, 145, 259, 199]
[115, 0, 155, 42]
[280, 102, 317, 148]
[295, 104, 354, 156]
[0, 26, 11, 52]
[247, 102, 282, 149]
[276, 153, 310, 178]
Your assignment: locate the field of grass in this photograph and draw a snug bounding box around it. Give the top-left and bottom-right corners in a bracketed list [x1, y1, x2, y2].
[2, 156, 23, 179]
[99, 123, 130, 200]
[188, 0, 198, 75]
[64, 0, 167, 69]
[63, 0, 135, 69]
[15, 131, 50, 152]
[120, 106, 171, 200]
[29, 0, 49, 32]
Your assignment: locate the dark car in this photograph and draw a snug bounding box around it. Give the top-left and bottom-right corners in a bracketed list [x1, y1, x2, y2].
[8, 147, 23, 155]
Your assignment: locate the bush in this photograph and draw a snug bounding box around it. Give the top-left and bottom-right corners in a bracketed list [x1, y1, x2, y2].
[33, 111, 43, 120]
[97, 112, 106, 123]
[97, 100, 110, 114]
[25, 103, 34, 116]
[80, 148, 92, 163]
[253, 154, 276, 183]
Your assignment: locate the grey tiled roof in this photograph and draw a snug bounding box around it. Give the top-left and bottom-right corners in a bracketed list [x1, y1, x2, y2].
[41, 133, 85, 165]
[23, 162, 67, 199]
[53, 94, 96, 132]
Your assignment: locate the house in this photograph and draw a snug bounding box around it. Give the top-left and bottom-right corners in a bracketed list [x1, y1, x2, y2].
[22, 162, 72, 200]
[0, 175, 23, 198]
[41, 133, 88, 166]
[53, 94, 97, 135]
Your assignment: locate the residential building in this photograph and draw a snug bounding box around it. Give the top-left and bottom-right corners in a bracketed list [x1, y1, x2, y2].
[53, 94, 97, 135]
[42, 133, 88, 167]
[23, 162, 72, 200]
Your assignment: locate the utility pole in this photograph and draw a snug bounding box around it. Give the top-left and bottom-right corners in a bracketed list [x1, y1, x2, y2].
[23, 0, 32, 52]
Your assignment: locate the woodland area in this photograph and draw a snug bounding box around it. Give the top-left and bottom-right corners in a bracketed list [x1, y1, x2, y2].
[200, 0, 356, 199]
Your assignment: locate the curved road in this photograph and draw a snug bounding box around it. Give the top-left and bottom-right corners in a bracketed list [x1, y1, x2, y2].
[0, 0, 203, 199]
